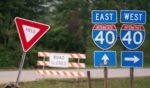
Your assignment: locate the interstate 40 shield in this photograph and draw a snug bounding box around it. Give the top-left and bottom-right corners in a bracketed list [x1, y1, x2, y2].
[120, 24, 145, 50]
[92, 24, 117, 50]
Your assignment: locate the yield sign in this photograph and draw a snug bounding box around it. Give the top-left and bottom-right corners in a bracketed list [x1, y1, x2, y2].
[15, 17, 50, 52]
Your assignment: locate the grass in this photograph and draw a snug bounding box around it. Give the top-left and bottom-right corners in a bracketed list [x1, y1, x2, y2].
[0, 77, 150, 88]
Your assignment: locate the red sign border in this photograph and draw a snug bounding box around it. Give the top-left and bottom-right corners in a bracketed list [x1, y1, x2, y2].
[15, 17, 50, 52]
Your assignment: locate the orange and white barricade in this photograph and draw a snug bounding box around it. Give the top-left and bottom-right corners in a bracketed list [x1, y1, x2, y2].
[38, 52, 86, 59]
[37, 61, 85, 68]
[36, 52, 86, 77]
[36, 70, 85, 77]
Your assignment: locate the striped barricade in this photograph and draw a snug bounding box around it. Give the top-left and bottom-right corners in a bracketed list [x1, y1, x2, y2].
[36, 70, 85, 77]
[37, 61, 86, 68]
[38, 52, 86, 59]
[36, 52, 86, 77]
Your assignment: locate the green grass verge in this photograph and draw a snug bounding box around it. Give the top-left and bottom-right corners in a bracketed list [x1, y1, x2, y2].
[0, 77, 150, 88]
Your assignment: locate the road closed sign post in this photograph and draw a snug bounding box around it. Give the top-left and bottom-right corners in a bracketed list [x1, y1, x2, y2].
[14, 17, 50, 85]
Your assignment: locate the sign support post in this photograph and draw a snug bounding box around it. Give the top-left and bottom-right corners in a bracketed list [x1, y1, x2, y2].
[104, 49, 108, 88]
[130, 67, 134, 88]
[87, 71, 91, 88]
[16, 52, 26, 85]
[104, 67, 108, 88]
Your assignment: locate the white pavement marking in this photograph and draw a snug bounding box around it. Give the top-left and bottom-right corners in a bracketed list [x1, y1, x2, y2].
[0, 68, 150, 84]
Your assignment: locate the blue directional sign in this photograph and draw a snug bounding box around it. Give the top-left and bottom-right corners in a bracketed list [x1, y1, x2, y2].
[121, 51, 143, 67]
[92, 10, 117, 24]
[120, 10, 146, 24]
[120, 24, 145, 50]
[94, 51, 116, 67]
[92, 24, 117, 50]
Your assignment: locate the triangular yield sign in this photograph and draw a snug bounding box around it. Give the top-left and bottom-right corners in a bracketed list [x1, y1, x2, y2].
[23, 25, 40, 42]
[15, 17, 50, 52]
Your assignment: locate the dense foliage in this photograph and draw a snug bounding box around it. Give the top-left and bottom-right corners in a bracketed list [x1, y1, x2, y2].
[0, 0, 150, 68]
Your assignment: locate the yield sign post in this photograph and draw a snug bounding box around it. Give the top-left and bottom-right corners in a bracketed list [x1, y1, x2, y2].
[14, 17, 50, 85]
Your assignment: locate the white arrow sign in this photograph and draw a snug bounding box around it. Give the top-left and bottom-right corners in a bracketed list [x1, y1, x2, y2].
[125, 56, 140, 63]
[102, 54, 109, 65]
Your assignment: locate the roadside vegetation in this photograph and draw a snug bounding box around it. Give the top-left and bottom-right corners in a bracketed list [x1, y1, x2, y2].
[0, 77, 150, 88]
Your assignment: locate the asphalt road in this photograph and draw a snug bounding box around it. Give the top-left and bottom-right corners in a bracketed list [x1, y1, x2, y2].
[0, 68, 150, 84]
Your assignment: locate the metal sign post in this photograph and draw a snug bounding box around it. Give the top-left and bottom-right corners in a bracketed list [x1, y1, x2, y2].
[16, 52, 26, 85]
[87, 71, 91, 88]
[104, 67, 108, 88]
[130, 68, 134, 88]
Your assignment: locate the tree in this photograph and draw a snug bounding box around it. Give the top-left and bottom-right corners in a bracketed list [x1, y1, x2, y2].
[47, 0, 91, 53]
[0, 0, 52, 68]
